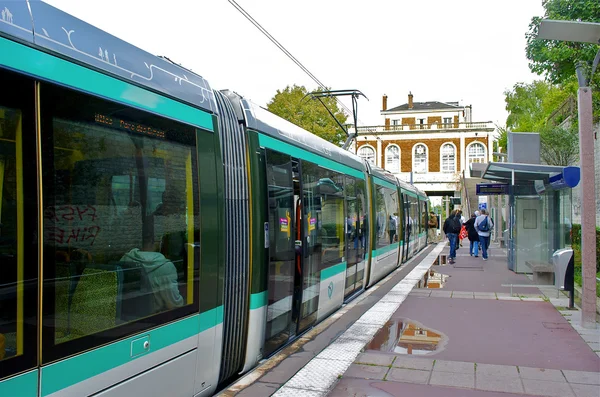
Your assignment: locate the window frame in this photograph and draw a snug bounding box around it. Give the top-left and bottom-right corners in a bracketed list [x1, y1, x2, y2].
[385, 144, 400, 174]
[412, 143, 428, 174]
[440, 142, 456, 173]
[39, 82, 201, 365]
[467, 142, 486, 164]
[0, 69, 40, 381]
[358, 145, 376, 166]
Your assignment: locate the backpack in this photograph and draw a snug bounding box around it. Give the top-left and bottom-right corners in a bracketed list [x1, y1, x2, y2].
[478, 216, 489, 232]
[450, 217, 461, 234]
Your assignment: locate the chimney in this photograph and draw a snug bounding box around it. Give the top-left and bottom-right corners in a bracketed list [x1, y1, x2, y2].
[382, 94, 388, 111]
[408, 92, 413, 109]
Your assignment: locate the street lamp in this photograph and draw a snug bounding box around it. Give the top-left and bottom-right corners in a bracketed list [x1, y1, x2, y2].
[537, 19, 599, 329]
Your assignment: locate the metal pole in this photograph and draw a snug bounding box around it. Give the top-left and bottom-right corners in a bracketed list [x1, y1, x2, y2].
[577, 85, 597, 329]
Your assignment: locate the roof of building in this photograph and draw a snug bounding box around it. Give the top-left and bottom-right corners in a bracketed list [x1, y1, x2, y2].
[385, 101, 461, 112]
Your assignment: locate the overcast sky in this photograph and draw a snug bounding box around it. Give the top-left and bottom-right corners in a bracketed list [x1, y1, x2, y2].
[44, 0, 546, 129]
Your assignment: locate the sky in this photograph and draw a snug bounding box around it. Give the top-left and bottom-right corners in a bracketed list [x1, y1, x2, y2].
[44, 0, 547, 130]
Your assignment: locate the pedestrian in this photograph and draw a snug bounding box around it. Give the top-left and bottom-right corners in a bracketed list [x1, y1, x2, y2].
[456, 210, 465, 248]
[443, 210, 461, 264]
[464, 213, 480, 257]
[474, 209, 494, 261]
[427, 211, 438, 244]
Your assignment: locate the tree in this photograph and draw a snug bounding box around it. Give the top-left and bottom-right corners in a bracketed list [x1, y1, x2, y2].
[504, 80, 573, 132]
[539, 125, 580, 166]
[525, 0, 600, 120]
[503, 80, 580, 166]
[267, 85, 348, 145]
[525, 0, 600, 84]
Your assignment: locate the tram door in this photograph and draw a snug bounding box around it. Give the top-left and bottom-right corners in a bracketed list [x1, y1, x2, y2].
[263, 151, 314, 356]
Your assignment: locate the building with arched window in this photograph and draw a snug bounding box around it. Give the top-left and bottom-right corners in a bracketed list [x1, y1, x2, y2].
[385, 144, 400, 173]
[351, 92, 494, 198]
[358, 145, 376, 165]
[441, 143, 456, 173]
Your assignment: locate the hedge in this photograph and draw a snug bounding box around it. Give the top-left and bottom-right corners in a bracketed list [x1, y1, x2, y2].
[571, 224, 600, 273]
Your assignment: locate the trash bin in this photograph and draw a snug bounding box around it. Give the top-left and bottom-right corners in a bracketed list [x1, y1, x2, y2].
[552, 248, 575, 308]
[552, 249, 573, 290]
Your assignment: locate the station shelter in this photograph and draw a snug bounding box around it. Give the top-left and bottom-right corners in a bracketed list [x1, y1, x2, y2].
[471, 161, 580, 274]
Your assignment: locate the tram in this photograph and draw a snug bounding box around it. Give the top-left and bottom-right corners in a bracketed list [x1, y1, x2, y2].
[0, 2, 429, 396]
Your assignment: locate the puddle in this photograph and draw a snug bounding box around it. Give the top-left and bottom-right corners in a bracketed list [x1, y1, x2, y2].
[366, 318, 448, 355]
[425, 270, 449, 289]
[416, 269, 449, 289]
[433, 255, 449, 266]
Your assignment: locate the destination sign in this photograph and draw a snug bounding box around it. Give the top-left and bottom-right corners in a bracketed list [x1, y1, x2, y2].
[95, 113, 166, 139]
[476, 183, 509, 196]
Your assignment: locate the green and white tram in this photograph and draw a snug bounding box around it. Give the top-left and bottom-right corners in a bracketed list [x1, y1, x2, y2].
[0, 2, 429, 396]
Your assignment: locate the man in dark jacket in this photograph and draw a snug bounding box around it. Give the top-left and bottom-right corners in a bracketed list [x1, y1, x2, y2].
[463, 213, 481, 257]
[442, 210, 461, 264]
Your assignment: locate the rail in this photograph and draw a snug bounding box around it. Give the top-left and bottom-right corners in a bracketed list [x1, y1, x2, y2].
[352, 121, 494, 134]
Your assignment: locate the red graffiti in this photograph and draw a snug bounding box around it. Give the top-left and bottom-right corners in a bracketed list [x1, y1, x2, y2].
[44, 205, 98, 222]
[48, 226, 101, 246]
[44, 205, 100, 246]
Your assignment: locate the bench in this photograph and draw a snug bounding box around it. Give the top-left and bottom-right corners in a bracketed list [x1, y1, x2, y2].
[525, 261, 555, 285]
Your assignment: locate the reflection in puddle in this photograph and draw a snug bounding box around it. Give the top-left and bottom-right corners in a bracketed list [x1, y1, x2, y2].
[433, 255, 449, 266]
[366, 318, 448, 355]
[426, 271, 449, 289]
[417, 270, 449, 289]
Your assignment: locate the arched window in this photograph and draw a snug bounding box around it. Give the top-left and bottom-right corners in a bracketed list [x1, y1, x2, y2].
[440, 143, 456, 173]
[385, 145, 400, 173]
[413, 144, 428, 173]
[358, 145, 376, 165]
[468, 142, 486, 164]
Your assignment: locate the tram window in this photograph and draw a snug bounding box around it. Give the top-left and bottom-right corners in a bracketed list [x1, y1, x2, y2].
[40, 83, 200, 354]
[0, 106, 22, 363]
[375, 185, 399, 248]
[0, 70, 38, 380]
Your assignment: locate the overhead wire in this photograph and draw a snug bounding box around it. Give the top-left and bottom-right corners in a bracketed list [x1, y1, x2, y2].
[227, 0, 364, 127]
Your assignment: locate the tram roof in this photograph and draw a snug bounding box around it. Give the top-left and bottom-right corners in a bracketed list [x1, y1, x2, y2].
[235, 96, 367, 174]
[0, 1, 217, 114]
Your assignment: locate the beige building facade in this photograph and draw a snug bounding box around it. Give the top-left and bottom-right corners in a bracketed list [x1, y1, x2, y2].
[349, 93, 495, 197]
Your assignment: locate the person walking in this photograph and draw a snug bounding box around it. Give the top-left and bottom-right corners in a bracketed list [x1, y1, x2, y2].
[427, 211, 438, 244]
[464, 213, 480, 257]
[474, 209, 494, 261]
[443, 210, 461, 264]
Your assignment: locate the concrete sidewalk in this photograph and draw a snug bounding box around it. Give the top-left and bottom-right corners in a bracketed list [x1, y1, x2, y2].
[326, 243, 600, 397]
[263, 242, 600, 397]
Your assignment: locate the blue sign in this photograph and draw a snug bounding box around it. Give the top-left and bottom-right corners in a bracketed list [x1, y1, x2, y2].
[548, 166, 580, 190]
[478, 203, 487, 211]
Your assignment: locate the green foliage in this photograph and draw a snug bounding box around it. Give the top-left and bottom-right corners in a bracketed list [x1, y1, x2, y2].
[525, 0, 600, 120]
[525, 0, 600, 84]
[571, 223, 600, 274]
[539, 124, 579, 166]
[503, 80, 580, 165]
[494, 125, 508, 159]
[267, 85, 348, 145]
[504, 80, 574, 132]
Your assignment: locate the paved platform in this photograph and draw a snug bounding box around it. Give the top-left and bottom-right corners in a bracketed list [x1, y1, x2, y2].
[219, 242, 600, 397]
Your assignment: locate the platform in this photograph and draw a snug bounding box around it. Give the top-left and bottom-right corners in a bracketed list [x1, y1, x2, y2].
[217, 242, 600, 397]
